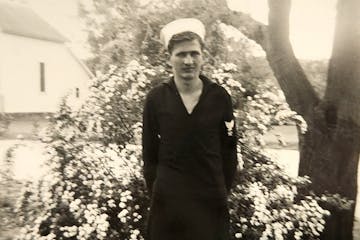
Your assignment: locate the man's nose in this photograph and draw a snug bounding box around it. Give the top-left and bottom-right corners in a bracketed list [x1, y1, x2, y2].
[184, 54, 194, 64]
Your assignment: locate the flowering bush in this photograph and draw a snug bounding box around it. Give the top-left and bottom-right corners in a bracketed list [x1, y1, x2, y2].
[16, 140, 148, 240]
[210, 62, 307, 148]
[229, 146, 335, 240]
[0, 112, 12, 136]
[13, 59, 347, 240]
[0, 143, 25, 240]
[15, 61, 157, 240]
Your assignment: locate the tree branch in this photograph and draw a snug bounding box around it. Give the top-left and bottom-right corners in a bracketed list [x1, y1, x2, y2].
[221, 0, 320, 119]
[266, 0, 320, 118]
[219, 10, 268, 50]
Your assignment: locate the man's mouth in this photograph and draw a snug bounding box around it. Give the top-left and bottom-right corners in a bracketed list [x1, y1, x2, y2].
[183, 68, 195, 72]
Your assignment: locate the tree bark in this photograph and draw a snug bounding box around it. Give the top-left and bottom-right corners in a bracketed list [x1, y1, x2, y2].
[298, 111, 359, 239]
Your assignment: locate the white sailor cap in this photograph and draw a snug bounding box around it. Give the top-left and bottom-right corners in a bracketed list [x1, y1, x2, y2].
[160, 18, 205, 49]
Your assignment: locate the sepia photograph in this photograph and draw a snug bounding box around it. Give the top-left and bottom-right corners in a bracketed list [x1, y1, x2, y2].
[0, 0, 359, 239]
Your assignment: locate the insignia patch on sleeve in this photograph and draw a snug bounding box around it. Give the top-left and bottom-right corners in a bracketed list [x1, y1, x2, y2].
[224, 120, 234, 136]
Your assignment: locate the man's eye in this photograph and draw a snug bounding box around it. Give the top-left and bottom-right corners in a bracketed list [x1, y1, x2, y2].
[191, 52, 200, 57]
[177, 53, 187, 57]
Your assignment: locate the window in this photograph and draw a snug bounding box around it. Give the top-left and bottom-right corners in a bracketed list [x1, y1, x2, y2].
[76, 87, 80, 98]
[40, 62, 45, 92]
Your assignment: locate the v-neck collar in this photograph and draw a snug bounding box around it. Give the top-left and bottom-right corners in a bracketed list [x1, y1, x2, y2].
[165, 75, 215, 116]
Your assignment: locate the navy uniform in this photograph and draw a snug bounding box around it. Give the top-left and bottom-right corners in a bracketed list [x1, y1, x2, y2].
[142, 19, 238, 240]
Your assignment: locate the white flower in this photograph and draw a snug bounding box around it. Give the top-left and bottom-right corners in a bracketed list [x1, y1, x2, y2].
[118, 209, 128, 218]
[235, 233, 242, 238]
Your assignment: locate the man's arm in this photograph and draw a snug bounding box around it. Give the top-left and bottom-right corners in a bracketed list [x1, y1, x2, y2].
[142, 93, 159, 196]
[221, 91, 238, 193]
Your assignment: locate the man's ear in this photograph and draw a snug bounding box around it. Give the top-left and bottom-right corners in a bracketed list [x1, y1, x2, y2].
[165, 52, 172, 67]
[166, 59, 172, 68]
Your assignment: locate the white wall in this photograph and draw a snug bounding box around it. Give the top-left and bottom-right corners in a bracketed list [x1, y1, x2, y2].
[0, 32, 5, 112]
[0, 33, 91, 113]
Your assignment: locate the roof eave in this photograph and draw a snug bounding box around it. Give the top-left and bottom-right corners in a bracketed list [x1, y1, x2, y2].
[2, 29, 67, 43]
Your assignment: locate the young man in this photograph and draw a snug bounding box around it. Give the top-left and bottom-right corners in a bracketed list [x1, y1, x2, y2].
[142, 18, 238, 240]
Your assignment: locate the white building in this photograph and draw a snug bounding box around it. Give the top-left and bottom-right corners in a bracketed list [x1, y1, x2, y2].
[0, 1, 92, 113]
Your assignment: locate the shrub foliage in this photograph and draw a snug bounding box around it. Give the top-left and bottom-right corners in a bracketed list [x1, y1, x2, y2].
[11, 59, 348, 240]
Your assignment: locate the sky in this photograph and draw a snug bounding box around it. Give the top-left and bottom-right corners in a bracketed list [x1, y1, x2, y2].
[21, 0, 337, 60]
[227, 0, 337, 59]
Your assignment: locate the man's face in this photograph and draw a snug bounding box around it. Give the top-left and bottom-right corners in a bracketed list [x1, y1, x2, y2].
[169, 39, 204, 81]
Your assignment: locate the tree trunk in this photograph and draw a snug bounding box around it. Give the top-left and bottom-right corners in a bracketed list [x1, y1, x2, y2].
[298, 108, 359, 240]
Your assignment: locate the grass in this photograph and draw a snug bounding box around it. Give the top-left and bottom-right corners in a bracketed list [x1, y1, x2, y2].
[263, 125, 299, 150]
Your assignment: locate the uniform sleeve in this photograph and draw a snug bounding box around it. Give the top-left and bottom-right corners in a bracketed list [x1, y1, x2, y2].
[221, 90, 238, 193]
[142, 93, 159, 196]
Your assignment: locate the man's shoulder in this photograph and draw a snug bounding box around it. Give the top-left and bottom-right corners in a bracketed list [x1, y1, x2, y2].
[207, 80, 231, 98]
[201, 75, 229, 95]
[145, 81, 171, 100]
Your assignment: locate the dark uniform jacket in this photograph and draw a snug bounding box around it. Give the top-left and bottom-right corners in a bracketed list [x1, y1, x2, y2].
[142, 75, 238, 200]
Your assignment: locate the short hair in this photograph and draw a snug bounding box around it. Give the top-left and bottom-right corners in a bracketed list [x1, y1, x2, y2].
[167, 31, 205, 54]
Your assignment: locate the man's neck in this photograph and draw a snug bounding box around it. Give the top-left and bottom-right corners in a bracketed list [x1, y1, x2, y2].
[174, 76, 203, 94]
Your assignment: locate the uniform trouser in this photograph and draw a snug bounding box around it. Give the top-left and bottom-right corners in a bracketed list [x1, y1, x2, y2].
[146, 193, 230, 240]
